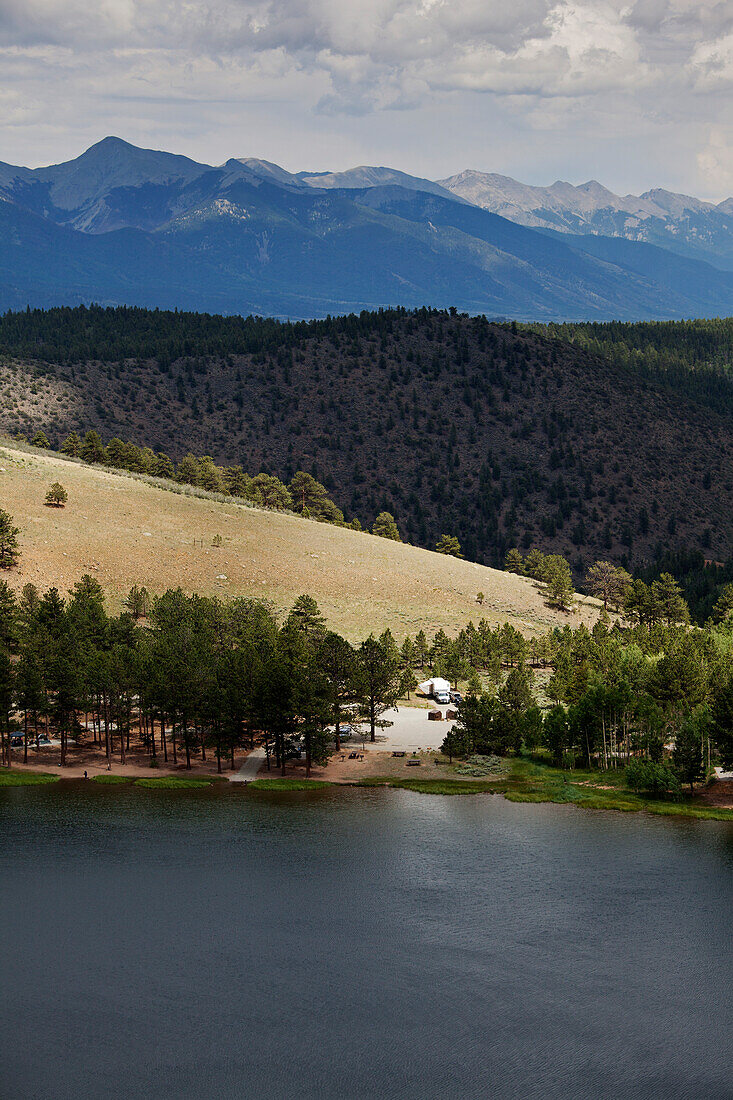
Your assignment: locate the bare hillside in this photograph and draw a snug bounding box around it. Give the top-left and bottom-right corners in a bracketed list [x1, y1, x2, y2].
[0, 441, 601, 639]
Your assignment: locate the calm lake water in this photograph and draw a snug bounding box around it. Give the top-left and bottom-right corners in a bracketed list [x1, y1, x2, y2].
[1, 783, 731, 1100]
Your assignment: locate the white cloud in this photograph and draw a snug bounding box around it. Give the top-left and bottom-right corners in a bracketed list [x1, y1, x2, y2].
[0, 0, 731, 198]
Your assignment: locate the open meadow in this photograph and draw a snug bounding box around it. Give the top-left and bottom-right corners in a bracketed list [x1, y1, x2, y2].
[0, 439, 603, 639]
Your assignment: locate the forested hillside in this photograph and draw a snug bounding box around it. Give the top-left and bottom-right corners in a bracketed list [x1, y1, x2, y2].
[1, 306, 731, 570]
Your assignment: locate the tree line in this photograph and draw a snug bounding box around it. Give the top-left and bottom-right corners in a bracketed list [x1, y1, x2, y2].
[20, 429, 407, 540]
[503, 545, 733, 627]
[0, 581, 414, 773]
[1, 570, 732, 795]
[444, 611, 733, 796]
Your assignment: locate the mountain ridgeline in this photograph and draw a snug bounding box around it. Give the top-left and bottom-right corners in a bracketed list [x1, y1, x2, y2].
[3, 137, 733, 320]
[1, 306, 731, 571]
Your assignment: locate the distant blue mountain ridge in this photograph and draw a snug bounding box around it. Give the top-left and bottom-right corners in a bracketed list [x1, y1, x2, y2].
[1, 136, 732, 321]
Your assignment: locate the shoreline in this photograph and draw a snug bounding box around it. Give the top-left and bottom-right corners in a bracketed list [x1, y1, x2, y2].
[3, 758, 732, 822]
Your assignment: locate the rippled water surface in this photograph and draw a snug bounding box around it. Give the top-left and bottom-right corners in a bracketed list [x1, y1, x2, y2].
[1, 783, 731, 1099]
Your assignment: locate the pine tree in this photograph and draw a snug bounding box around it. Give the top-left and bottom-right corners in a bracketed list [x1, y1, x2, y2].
[712, 583, 733, 624]
[105, 438, 127, 467]
[435, 534, 463, 557]
[673, 714, 705, 793]
[542, 556, 575, 612]
[80, 430, 105, 464]
[0, 510, 20, 569]
[249, 473, 292, 510]
[651, 573, 689, 626]
[175, 454, 201, 486]
[44, 482, 68, 507]
[710, 675, 733, 770]
[504, 548, 524, 574]
[354, 635, 402, 742]
[125, 585, 151, 620]
[287, 595, 326, 639]
[61, 431, 82, 457]
[151, 453, 175, 479]
[586, 560, 632, 610]
[372, 511, 401, 541]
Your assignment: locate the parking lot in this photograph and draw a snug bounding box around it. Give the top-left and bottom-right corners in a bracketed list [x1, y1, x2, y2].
[350, 704, 458, 753]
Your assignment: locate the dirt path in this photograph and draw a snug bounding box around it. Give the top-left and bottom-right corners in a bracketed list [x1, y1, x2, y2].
[231, 747, 266, 783]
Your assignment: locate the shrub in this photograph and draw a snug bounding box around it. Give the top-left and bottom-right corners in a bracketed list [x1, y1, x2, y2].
[44, 482, 68, 507]
[626, 759, 681, 799]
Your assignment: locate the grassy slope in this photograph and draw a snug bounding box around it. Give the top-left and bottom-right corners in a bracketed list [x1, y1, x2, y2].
[0, 440, 602, 639]
[3, 312, 732, 567]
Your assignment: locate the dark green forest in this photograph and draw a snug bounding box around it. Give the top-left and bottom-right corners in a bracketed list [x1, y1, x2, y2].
[1, 306, 731, 574]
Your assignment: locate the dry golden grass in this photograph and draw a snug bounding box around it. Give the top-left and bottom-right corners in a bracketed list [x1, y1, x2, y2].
[0, 441, 603, 639]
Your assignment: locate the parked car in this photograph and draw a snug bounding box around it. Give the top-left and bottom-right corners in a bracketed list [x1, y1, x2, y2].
[450, 691, 463, 705]
[337, 724, 353, 740]
[36, 735, 52, 747]
[10, 734, 23, 748]
[434, 691, 451, 705]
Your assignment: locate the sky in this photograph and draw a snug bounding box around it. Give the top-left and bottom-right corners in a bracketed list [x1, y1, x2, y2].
[1, 0, 732, 200]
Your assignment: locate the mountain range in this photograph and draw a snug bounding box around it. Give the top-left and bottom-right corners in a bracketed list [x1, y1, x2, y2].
[2, 136, 733, 320]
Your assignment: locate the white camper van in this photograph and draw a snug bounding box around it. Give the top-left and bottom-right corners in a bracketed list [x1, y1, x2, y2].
[418, 677, 451, 705]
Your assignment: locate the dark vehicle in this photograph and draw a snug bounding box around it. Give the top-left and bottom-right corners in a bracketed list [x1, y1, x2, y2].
[10, 734, 23, 748]
[450, 691, 463, 705]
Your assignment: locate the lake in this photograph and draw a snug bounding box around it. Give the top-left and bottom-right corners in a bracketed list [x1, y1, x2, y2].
[1, 783, 731, 1099]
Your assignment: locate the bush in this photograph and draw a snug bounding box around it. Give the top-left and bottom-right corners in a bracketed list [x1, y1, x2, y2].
[626, 759, 681, 799]
[453, 754, 503, 777]
[44, 482, 68, 507]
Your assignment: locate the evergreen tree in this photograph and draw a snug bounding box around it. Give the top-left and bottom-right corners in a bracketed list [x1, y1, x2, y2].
[250, 473, 292, 510]
[151, 453, 175, 479]
[710, 675, 733, 770]
[125, 585, 151, 620]
[318, 631, 357, 750]
[586, 560, 632, 610]
[198, 457, 226, 493]
[225, 465, 251, 498]
[523, 548, 546, 580]
[542, 556, 575, 612]
[504, 548, 524, 574]
[435, 534, 463, 557]
[289, 471, 343, 523]
[31, 430, 50, 448]
[354, 635, 402, 742]
[61, 431, 82, 457]
[44, 482, 68, 507]
[0, 511, 20, 569]
[651, 573, 689, 626]
[712, 583, 733, 624]
[499, 663, 534, 712]
[105, 438, 127, 467]
[0, 582, 19, 653]
[673, 713, 706, 793]
[372, 512, 401, 541]
[175, 454, 201, 486]
[80, 430, 105, 463]
[286, 595, 326, 640]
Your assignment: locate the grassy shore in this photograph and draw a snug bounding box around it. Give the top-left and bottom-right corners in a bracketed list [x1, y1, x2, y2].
[0, 771, 60, 786]
[361, 759, 733, 820]
[2, 760, 730, 820]
[503, 760, 733, 820]
[135, 776, 217, 789]
[360, 776, 503, 796]
[249, 777, 334, 791]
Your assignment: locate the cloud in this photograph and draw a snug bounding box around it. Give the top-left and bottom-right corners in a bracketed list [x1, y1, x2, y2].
[0, 0, 731, 198]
